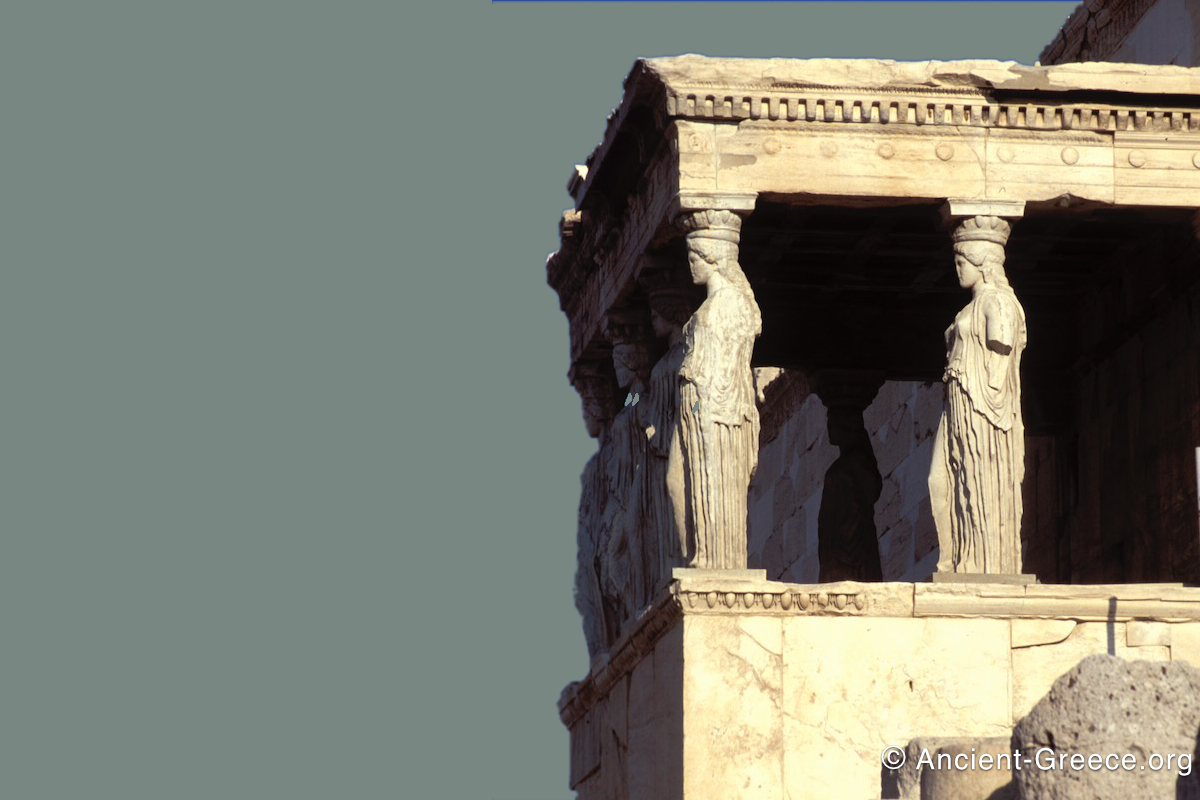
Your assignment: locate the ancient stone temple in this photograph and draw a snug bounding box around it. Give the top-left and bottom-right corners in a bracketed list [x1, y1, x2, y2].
[547, 55, 1200, 800]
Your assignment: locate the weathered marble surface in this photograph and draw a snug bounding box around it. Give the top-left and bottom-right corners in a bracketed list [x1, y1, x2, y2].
[572, 362, 618, 659]
[638, 274, 691, 607]
[561, 574, 1200, 800]
[571, 206, 767, 655]
[677, 210, 761, 570]
[930, 215, 1028, 575]
[640, 55, 1200, 95]
[551, 56, 1200, 369]
[897, 738, 1016, 800]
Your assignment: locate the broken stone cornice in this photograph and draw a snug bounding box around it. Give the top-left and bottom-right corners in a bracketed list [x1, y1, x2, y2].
[639, 54, 1200, 97]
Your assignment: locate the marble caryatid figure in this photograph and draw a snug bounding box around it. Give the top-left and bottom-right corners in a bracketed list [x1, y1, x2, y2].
[929, 215, 1028, 574]
[677, 210, 762, 570]
[570, 364, 617, 658]
[637, 267, 696, 599]
[600, 312, 653, 626]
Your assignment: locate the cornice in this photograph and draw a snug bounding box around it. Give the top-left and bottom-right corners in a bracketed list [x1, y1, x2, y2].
[569, 57, 1200, 210]
[664, 87, 1200, 134]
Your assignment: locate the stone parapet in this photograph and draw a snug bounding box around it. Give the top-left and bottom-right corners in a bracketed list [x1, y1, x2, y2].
[561, 571, 1200, 800]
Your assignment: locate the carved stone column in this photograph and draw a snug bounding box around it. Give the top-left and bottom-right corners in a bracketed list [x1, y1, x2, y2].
[569, 360, 618, 441]
[812, 370, 885, 582]
[599, 308, 654, 624]
[604, 309, 654, 408]
[929, 205, 1029, 577]
[569, 360, 618, 658]
[637, 263, 700, 599]
[674, 209, 763, 570]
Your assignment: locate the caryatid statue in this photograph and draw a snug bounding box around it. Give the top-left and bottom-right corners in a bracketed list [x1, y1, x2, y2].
[600, 309, 654, 622]
[638, 265, 698, 599]
[569, 361, 618, 658]
[929, 215, 1028, 574]
[676, 209, 763, 570]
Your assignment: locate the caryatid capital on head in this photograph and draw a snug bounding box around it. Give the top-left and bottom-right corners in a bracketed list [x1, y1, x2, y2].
[677, 208, 744, 241]
[678, 209, 744, 263]
[639, 260, 699, 332]
[942, 201, 1023, 261]
[952, 215, 1012, 247]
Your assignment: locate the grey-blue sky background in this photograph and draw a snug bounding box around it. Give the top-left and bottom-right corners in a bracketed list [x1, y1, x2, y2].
[2, 2, 1075, 798]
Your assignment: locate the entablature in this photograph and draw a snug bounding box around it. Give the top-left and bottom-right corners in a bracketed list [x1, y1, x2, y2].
[548, 55, 1200, 383]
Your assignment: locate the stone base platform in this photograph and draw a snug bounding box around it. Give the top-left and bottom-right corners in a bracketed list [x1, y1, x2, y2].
[927, 571, 1038, 585]
[558, 571, 1200, 800]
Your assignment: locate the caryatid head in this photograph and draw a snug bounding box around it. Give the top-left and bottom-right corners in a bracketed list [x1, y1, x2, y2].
[951, 215, 1013, 291]
[681, 209, 743, 287]
[604, 309, 653, 396]
[570, 362, 617, 438]
[639, 266, 698, 338]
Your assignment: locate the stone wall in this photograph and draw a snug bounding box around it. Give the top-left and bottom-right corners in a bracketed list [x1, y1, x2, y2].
[747, 371, 831, 583]
[1063, 276, 1200, 583]
[1108, 0, 1200, 65]
[748, 375, 952, 582]
[866, 381, 942, 581]
[1041, 0, 1200, 67]
[561, 573, 1200, 800]
[565, 623, 684, 800]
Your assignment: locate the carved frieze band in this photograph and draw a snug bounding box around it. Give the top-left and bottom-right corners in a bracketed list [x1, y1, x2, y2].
[678, 587, 866, 614]
[665, 89, 1200, 134]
